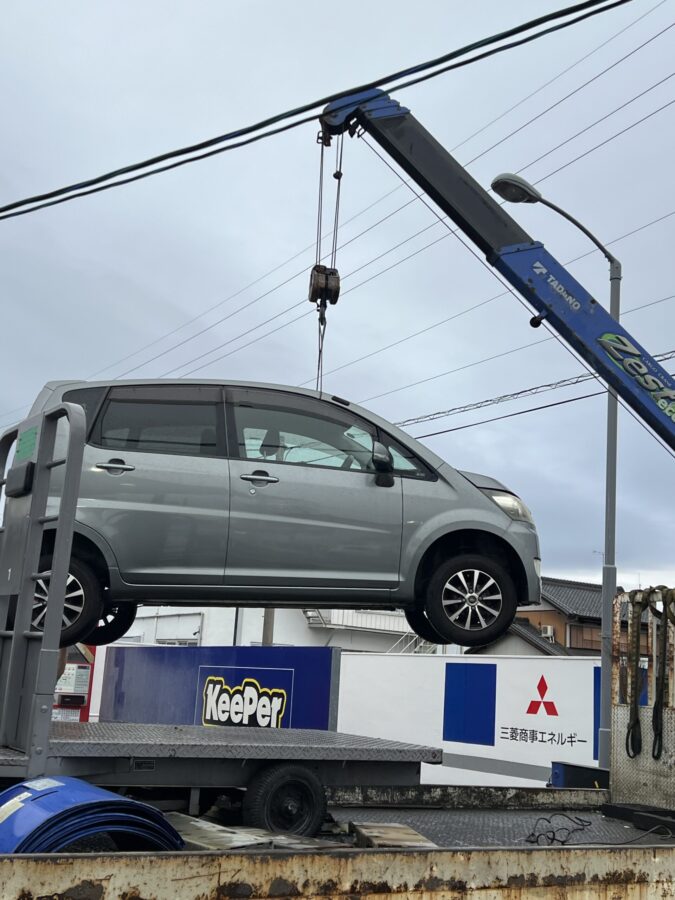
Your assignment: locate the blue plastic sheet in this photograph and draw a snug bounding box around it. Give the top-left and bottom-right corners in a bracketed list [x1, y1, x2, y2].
[0, 776, 184, 853]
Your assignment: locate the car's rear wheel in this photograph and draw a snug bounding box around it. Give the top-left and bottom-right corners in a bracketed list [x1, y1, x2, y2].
[423, 554, 517, 647]
[404, 607, 447, 644]
[32, 556, 104, 647]
[83, 603, 138, 646]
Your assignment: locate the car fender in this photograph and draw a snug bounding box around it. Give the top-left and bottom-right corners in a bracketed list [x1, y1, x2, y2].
[399, 510, 523, 600]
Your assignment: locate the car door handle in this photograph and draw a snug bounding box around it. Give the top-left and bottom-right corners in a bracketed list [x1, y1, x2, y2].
[96, 460, 136, 472]
[240, 471, 279, 484]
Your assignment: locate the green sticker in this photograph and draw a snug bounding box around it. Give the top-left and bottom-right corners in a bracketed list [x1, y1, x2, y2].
[15, 426, 38, 461]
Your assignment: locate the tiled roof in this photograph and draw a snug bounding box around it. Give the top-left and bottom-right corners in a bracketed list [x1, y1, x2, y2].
[510, 617, 569, 655]
[467, 617, 569, 655]
[541, 576, 601, 619]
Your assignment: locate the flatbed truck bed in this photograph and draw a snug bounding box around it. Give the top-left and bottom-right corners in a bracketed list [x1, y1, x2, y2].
[0, 721, 441, 801]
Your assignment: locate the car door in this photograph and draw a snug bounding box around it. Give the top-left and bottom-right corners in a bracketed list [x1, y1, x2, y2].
[71, 384, 229, 585]
[225, 388, 403, 593]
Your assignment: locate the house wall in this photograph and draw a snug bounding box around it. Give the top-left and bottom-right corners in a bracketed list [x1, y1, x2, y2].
[517, 610, 567, 645]
[470, 633, 545, 656]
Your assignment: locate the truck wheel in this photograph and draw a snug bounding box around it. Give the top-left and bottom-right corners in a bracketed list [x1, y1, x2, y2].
[242, 764, 327, 836]
[83, 603, 138, 646]
[424, 554, 517, 647]
[404, 607, 446, 644]
[32, 556, 104, 648]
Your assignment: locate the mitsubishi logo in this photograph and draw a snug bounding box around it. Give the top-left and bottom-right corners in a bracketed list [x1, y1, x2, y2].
[532, 261, 547, 276]
[526, 675, 558, 716]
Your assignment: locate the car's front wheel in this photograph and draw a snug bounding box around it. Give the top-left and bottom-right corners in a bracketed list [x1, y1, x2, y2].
[423, 554, 517, 647]
[32, 557, 104, 647]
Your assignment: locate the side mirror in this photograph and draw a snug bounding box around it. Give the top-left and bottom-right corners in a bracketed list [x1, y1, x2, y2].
[372, 442, 395, 487]
[372, 442, 393, 473]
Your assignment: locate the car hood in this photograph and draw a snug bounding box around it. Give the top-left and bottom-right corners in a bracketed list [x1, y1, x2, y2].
[458, 469, 512, 493]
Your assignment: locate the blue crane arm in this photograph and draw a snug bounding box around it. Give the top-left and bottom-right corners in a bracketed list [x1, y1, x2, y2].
[320, 90, 675, 451]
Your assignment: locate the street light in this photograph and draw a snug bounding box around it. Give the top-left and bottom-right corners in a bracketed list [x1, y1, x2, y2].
[492, 172, 621, 771]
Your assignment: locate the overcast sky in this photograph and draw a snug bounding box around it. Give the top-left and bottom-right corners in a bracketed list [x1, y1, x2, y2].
[1, 0, 674, 589]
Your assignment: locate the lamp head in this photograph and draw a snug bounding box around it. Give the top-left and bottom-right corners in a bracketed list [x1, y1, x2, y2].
[491, 173, 542, 204]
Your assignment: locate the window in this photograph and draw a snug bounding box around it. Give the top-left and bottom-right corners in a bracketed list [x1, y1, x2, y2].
[93, 386, 223, 458]
[380, 434, 433, 480]
[63, 387, 106, 432]
[231, 394, 375, 471]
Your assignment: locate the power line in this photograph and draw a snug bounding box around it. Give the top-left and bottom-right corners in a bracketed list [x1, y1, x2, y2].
[450, 0, 668, 154]
[398, 342, 675, 427]
[26, 1, 658, 388]
[88, 182, 410, 379]
[464, 18, 675, 167]
[414, 389, 605, 438]
[115, 196, 419, 378]
[515, 68, 675, 175]
[412, 376, 675, 463]
[87, 0, 662, 384]
[536, 95, 675, 184]
[0, 0, 635, 221]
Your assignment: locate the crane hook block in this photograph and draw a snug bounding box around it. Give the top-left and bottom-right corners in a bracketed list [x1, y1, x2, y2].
[308, 264, 340, 305]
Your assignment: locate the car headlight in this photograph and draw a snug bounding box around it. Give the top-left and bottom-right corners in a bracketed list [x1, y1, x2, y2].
[483, 489, 534, 524]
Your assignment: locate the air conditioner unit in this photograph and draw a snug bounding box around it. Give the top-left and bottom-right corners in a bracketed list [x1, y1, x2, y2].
[541, 625, 555, 641]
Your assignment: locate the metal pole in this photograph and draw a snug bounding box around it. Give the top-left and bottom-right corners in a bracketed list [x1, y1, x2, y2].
[598, 257, 622, 769]
[262, 608, 275, 646]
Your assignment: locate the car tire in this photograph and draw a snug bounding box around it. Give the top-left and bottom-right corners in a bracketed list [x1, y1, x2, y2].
[242, 764, 327, 836]
[83, 603, 138, 646]
[423, 553, 517, 647]
[32, 556, 105, 648]
[404, 607, 447, 644]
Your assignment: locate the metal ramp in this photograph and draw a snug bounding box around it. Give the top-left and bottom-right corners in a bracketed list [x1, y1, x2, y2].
[0, 403, 85, 778]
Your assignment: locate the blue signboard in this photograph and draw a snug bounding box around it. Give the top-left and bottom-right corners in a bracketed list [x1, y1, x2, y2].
[99, 646, 339, 731]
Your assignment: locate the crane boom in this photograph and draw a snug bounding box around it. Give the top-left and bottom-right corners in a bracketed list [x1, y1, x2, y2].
[320, 89, 675, 452]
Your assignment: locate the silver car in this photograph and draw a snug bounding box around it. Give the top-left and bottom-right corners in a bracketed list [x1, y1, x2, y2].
[29, 379, 541, 647]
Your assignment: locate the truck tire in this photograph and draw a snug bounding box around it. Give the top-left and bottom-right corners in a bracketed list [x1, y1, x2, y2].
[32, 556, 104, 648]
[424, 553, 517, 647]
[242, 764, 327, 836]
[404, 607, 447, 644]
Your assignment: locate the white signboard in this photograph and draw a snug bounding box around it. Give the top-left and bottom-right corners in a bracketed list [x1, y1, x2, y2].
[338, 654, 600, 786]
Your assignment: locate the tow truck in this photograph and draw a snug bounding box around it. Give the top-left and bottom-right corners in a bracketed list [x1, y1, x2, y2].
[1, 90, 674, 894]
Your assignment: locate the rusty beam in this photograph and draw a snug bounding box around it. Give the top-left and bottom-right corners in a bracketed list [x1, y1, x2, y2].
[1, 845, 675, 899]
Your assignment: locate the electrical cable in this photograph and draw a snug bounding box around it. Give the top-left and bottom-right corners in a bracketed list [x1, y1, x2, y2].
[17, 0, 652, 390]
[397, 343, 675, 429]
[525, 813, 593, 845]
[450, 0, 667, 155]
[85, 0, 662, 383]
[151, 29, 675, 383]
[82, 0, 667, 384]
[536, 95, 675, 184]
[86, 183, 413, 379]
[117, 195, 420, 379]
[0, 0, 635, 220]
[516, 68, 675, 175]
[465, 18, 675, 167]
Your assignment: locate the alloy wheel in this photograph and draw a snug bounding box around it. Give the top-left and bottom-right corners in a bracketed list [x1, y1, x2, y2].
[441, 568, 503, 632]
[32, 571, 86, 631]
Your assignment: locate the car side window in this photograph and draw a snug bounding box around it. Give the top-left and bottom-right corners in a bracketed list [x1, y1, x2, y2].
[379, 434, 434, 480]
[231, 393, 375, 471]
[62, 387, 107, 434]
[92, 386, 224, 458]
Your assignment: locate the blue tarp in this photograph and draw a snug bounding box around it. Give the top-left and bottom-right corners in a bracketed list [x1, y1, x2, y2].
[0, 776, 183, 853]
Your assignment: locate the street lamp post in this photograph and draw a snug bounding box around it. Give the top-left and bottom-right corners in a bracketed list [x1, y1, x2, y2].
[492, 174, 621, 771]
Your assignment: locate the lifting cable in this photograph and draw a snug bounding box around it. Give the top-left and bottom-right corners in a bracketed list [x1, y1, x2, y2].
[310, 131, 343, 391]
